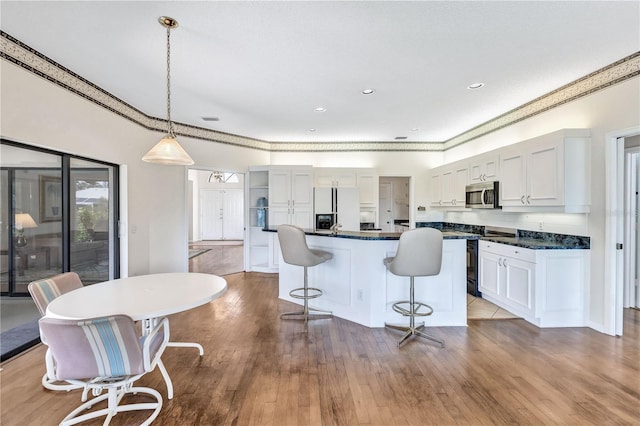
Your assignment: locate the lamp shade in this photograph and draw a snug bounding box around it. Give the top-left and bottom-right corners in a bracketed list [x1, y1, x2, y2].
[142, 135, 194, 165]
[15, 213, 38, 229]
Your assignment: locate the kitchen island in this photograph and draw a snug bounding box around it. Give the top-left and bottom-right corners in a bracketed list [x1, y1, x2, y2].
[267, 228, 477, 328]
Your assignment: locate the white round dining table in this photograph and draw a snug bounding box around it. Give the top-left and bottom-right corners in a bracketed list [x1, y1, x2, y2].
[45, 272, 227, 399]
[46, 272, 227, 321]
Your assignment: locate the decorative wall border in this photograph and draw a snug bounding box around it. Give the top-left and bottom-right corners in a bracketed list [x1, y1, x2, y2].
[1, 31, 638, 153]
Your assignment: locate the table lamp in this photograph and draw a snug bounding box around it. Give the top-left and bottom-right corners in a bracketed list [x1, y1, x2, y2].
[15, 213, 38, 247]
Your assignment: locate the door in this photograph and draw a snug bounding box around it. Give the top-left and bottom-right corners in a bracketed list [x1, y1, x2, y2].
[379, 182, 393, 232]
[201, 190, 224, 240]
[223, 189, 244, 240]
[200, 189, 244, 240]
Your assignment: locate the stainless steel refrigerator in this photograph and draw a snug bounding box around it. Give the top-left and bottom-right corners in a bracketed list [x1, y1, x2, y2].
[314, 187, 360, 231]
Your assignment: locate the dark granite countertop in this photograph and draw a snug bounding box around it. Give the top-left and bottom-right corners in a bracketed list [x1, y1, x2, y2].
[262, 223, 590, 249]
[263, 228, 478, 241]
[417, 222, 590, 249]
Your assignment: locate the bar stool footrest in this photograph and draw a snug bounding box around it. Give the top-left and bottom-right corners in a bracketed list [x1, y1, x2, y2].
[392, 301, 434, 317]
[289, 287, 323, 300]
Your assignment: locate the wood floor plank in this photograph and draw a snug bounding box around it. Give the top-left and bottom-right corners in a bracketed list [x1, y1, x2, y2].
[1, 273, 639, 425]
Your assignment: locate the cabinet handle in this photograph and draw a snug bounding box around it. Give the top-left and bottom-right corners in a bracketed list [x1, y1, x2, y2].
[526, 195, 530, 204]
[521, 195, 525, 204]
[292, 200, 295, 206]
[498, 258, 502, 266]
[503, 258, 508, 267]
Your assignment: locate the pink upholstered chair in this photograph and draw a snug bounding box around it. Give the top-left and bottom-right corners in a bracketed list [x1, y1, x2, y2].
[28, 272, 84, 392]
[39, 314, 169, 426]
[28, 272, 83, 316]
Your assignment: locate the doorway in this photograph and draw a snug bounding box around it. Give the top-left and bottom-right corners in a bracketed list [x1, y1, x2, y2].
[379, 176, 410, 232]
[187, 169, 244, 276]
[606, 126, 640, 336]
[623, 138, 640, 310]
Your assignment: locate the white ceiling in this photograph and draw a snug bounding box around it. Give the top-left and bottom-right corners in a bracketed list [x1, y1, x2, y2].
[1, 1, 639, 144]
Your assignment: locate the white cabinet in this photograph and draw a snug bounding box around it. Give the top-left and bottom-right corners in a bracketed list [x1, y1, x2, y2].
[314, 168, 357, 188]
[245, 167, 277, 273]
[430, 161, 468, 208]
[499, 129, 591, 212]
[469, 154, 499, 183]
[478, 240, 589, 327]
[357, 171, 378, 206]
[269, 166, 314, 228]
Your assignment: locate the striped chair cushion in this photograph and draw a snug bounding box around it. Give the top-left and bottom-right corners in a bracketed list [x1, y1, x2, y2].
[39, 315, 144, 380]
[28, 272, 83, 315]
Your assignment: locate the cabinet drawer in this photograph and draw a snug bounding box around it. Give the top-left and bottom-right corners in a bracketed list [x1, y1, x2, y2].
[479, 241, 536, 263]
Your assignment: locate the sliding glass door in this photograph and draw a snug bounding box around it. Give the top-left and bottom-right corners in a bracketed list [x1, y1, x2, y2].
[1, 141, 119, 294]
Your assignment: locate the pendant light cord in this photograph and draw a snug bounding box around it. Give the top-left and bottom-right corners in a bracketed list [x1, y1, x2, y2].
[166, 25, 175, 138]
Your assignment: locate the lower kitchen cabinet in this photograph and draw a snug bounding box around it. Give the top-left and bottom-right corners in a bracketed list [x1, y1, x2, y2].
[478, 241, 589, 327]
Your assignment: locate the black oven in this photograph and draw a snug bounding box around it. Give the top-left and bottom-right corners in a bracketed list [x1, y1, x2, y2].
[316, 214, 335, 230]
[467, 239, 480, 296]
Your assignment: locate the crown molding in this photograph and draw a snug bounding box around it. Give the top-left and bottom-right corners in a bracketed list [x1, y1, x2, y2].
[2, 31, 638, 153]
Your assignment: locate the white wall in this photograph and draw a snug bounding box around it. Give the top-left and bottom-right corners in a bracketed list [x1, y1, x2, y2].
[1, 60, 269, 276]
[2, 55, 639, 332]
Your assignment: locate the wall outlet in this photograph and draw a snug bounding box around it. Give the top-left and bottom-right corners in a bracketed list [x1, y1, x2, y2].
[357, 289, 364, 302]
[538, 221, 544, 230]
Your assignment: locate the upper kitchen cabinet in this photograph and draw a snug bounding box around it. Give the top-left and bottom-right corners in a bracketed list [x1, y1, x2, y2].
[314, 168, 357, 188]
[500, 129, 591, 212]
[356, 170, 378, 206]
[430, 160, 468, 208]
[469, 154, 499, 183]
[269, 166, 314, 228]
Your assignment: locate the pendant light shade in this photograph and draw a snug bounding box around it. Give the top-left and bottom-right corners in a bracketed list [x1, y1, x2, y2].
[142, 135, 194, 165]
[143, 16, 194, 166]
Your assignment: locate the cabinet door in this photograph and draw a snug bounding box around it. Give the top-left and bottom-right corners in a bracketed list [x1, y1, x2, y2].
[314, 172, 335, 188]
[335, 171, 357, 187]
[500, 149, 527, 206]
[453, 165, 468, 206]
[291, 206, 313, 229]
[527, 142, 563, 206]
[269, 170, 291, 207]
[357, 174, 377, 205]
[291, 170, 313, 207]
[504, 257, 535, 313]
[440, 170, 455, 206]
[269, 207, 290, 228]
[479, 250, 502, 296]
[430, 173, 442, 206]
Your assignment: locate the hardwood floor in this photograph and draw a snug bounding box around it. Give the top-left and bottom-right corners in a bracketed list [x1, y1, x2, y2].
[2, 272, 639, 425]
[189, 243, 244, 276]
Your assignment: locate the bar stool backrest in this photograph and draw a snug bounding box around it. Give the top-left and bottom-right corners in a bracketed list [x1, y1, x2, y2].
[278, 225, 327, 267]
[386, 228, 443, 277]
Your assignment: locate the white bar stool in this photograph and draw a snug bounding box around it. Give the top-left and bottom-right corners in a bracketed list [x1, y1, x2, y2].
[384, 227, 445, 348]
[277, 224, 333, 323]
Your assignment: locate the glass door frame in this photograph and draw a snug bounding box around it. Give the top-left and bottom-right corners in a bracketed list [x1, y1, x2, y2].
[1, 139, 120, 295]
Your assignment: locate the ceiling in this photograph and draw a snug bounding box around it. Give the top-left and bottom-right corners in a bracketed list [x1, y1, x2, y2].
[1, 1, 639, 144]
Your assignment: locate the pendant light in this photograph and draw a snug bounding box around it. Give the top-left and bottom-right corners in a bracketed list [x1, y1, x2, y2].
[142, 16, 194, 165]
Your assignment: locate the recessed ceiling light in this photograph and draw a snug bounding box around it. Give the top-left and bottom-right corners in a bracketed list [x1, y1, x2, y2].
[361, 88, 376, 95]
[410, 128, 419, 132]
[467, 83, 485, 90]
[202, 116, 220, 121]
[314, 107, 326, 112]
[308, 128, 317, 132]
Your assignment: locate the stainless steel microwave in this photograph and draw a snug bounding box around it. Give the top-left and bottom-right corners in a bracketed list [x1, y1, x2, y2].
[465, 181, 500, 209]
